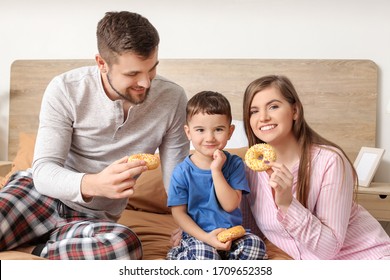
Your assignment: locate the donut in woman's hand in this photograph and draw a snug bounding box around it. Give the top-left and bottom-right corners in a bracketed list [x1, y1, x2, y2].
[128, 153, 160, 170]
[245, 143, 276, 171]
[217, 225, 246, 243]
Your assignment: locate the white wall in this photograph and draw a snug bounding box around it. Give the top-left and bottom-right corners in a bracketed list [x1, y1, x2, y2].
[1, 0, 390, 182]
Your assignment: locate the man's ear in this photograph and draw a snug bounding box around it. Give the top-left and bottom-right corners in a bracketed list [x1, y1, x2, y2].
[95, 54, 108, 73]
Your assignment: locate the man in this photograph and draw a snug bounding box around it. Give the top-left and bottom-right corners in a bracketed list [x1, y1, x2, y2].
[0, 11, 189, 259]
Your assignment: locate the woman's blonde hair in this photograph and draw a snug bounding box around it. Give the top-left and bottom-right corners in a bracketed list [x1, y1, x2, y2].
[243, 75, 357, 206]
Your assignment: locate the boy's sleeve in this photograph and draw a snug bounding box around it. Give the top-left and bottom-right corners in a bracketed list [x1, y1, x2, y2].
[167, 165, 189, 207]
[228, 156, 250, 194]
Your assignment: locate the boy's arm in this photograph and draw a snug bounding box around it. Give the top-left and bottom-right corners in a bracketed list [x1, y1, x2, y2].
[211, 150, 241, 212]
[171, 205, 230, 250]
[171, 205, 208, 241]
[212, 170, 242, 212]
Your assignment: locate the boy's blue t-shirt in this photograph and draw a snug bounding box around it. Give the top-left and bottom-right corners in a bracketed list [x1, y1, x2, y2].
[167, 151, 249, 232]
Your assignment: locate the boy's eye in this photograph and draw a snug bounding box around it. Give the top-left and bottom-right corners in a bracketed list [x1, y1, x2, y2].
[195, 128, 204, 132]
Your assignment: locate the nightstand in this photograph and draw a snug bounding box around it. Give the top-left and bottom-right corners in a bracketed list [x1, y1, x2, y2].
[0, 161, 13, 177]
[357, 182, 390, 222]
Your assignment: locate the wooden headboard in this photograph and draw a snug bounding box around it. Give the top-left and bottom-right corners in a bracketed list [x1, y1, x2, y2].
[9, 59, 377, 162]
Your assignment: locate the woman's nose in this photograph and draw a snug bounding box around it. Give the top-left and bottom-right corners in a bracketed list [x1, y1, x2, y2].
[259, 111, 270, 122]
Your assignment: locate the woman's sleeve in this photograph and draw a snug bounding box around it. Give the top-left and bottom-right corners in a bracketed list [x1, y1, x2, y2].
[277, 151, 354, 259]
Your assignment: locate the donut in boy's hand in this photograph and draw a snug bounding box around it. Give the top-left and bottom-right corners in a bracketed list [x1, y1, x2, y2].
[217, 225, 246, 243]
[128, 153, 159, 170]
[244, 144, 276, 172]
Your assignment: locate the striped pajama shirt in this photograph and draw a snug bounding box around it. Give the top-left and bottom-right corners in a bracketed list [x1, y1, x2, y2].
[242, 145, 390, 260]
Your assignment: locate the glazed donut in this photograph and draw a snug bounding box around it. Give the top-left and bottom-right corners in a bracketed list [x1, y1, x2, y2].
[217, 225, 246, 243]
[244, 143, 276, 171]
[128, 153, 160, 170]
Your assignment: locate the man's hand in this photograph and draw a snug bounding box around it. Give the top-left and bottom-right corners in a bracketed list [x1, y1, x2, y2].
[81, 156, 147, 200]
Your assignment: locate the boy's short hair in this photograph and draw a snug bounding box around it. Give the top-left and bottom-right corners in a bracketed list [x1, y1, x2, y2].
[186, 91, 232, 123]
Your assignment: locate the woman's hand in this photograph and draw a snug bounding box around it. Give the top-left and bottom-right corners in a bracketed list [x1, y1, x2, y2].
[267, 162, 294, 213]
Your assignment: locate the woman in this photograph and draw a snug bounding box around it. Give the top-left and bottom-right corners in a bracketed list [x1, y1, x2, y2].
[241, 74, 390, 259]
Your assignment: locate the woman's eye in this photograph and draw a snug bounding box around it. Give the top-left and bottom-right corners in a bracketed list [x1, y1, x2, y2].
[269, 105, 279, 110]
[250, 110, 258, 115]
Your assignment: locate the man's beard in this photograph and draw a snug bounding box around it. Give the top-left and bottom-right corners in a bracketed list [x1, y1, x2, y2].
[107, 72, 149, 104]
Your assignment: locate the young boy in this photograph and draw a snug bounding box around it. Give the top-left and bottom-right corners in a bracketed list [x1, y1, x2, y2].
[167, 91, 266, 260]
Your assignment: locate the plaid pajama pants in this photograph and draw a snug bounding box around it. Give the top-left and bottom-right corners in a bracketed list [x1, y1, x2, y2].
[0, 171, 142, 260]
[167, 231, 267, 260]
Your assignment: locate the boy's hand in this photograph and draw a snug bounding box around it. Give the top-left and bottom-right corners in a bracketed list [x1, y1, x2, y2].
[210, 149, 226, 171]
[207, 228, 232, 251]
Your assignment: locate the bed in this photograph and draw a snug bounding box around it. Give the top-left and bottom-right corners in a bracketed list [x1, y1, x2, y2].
[0, 58, 378, 260]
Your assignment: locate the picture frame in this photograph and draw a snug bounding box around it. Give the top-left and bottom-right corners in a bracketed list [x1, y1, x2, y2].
[353, 147, 385, 187]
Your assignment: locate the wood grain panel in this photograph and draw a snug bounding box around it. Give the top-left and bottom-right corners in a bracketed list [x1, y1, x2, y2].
[9, 59, 377, 162]
[357, 193, 390, 221]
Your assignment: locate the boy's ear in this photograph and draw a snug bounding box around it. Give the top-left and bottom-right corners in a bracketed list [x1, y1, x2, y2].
[184, 125, 191, 140]
[228, 124, 235, 140]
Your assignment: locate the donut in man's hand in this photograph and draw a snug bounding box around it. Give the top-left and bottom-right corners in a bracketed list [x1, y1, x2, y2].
[128, 153, 159, 170]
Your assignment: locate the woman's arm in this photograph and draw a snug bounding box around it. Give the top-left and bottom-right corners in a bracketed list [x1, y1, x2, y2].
[278, 151, 354, 259]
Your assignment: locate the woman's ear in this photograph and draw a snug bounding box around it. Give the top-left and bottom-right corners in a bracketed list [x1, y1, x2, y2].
[292, 105, 299, 120]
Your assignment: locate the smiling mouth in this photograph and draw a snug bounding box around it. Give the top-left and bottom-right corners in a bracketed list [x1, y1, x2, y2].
[260, 124, 276, 131]
[132, 87, 146, 94]
[204, 145, 217, 148]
